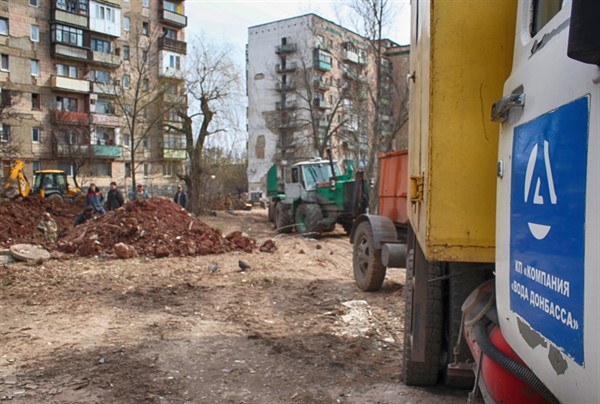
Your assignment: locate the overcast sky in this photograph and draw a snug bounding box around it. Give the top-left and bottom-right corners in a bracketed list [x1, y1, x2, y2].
[184, 0, 411, 61]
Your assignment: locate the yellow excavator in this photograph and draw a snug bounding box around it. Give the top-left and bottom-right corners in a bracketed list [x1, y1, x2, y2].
[1, 160, 83, 202]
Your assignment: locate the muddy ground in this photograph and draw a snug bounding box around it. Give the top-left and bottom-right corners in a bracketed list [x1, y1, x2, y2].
[0, 208, 469, 403]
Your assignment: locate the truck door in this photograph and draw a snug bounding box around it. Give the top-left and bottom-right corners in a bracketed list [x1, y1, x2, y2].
[495, 1, 599, 402]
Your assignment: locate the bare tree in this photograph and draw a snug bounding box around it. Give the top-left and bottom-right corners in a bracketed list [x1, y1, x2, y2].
[169, 36, 243, 215]
[0, 90, 25, 163]
[112, 18, 177, 193]
[49, 115, 92, 188]
[338, 0, 406, 211]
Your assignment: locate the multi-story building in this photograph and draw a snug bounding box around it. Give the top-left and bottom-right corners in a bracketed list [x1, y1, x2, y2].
[0, 0, 188, 196]
[246, 14, 408, 201]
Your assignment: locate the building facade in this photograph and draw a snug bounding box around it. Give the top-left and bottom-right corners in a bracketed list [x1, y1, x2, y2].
[0, 0, 188, 197]
[246, 14, 409, 200]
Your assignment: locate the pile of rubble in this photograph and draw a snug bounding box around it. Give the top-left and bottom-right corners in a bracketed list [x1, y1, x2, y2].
[1, 197, 258, 258]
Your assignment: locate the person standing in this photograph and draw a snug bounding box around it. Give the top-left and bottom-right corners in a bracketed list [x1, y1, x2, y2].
[106, 181, 124, 211]
[85, 183, 106, 215]
[133, 184, 149, 200]
[173, 185, 188, 209]
[37, 212, 58, 242]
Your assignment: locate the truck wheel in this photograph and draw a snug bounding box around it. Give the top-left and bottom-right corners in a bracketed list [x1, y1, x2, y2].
[275, 202, 293, 233]
[295, 203, 322, 235]
[46, 193, 64, 203]
[353, 221, 386, 291]
[402, 227, 443, 386]
[268, 201, 276, 223]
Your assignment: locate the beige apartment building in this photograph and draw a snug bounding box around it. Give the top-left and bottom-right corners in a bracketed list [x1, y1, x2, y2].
[246, 14, 409, 200]
[0, 0, 188, 197]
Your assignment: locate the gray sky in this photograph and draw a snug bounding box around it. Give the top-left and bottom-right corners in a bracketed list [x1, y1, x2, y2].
[185, 1, 411, 61]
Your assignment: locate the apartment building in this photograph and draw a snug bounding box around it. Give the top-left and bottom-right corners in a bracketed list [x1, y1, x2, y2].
[0, 0, 188, 196]
[246, 14, 408, 200]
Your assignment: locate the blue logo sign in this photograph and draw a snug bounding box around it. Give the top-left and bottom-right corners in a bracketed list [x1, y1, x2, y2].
[510, 96, 588, 365]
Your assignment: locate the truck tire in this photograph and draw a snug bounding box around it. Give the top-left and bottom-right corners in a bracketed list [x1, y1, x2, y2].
[295, 203, 322, 235]
[445, 263, 491, 388]
[402, 227, 443, 386]
[268, 201, 276, 223]
[275, 202, 293, 233]
[353, 221, 386, 291]
[46, 193, 64, 203]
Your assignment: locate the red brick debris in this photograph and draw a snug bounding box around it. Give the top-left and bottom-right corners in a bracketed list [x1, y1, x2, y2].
[1, 197, 260, 258]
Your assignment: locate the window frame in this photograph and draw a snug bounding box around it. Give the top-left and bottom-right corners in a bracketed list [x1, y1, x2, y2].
[32, 127, 41, 143]
[31, 59, 40, 76]
[123, 45, 130, 60]
[0, 124, 10, 142]
[122, 74, 130, 88]
[0, 18, 9, 36]
[29, 0, 40, 7]
[31, 24, 40, 42]
[123, 16, 130, 31]
[31, 93, 40, 110]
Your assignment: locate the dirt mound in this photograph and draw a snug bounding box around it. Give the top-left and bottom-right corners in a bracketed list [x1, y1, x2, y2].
[57, 198, 256, 258]
[0, 196, 83, 246]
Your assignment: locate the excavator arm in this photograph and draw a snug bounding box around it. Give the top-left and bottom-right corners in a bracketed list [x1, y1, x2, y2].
[1, 160, 31, 199]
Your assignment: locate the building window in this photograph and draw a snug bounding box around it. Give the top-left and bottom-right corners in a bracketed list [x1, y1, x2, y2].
[0, 18, 8, 36]
[163, 1, 177, 12]
[143, 163, 149, 177]
[122, 74, 130, 88]
[123, 16, 130, 31]
[124, 162, 131, 178]
[142, 22, 149, 36]
[95, 99, 114, 114]
[143, 78, 149, 91]
[95, 162, 111, 177]
[168, 55, 181, 69]
[123, 134, 131, 148]
[0, 124, 10, 142]
[123, 45, 130, 60]
[31, 59, 40, 76]
[94, 4, 116, 23]
[163, 161, 175, 177]
[56, 64, 78, 78]
[92, 70, 110, 83]
[32, 127, 41, 143]
[143, 0, 149, 7]
[1, 90, 11, 107]
[142, 136, 149, 149]
[56, 0, 89, 15]
[30, 0, 40, 6]
[30, 24, 39, 42]
[56, 96, 77, 111]
[1, 54, 8, 71]
[163, 28, 176, 39]
[32, 161, 41, 172]
[164, 133, 185, 149]
[255, 135, 265, 159]
[51, 24, 84, 47]
[91, 38, 110, 53]
[142, 50, 148, 63]
[31, 93, 40, 110]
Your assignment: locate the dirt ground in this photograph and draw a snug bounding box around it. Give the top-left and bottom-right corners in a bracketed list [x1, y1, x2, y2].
[0, 207, 469, 403]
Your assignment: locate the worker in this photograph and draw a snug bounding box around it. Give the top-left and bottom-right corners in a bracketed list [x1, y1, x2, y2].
[74, 206, 94, 226]
[85, 183, 106, 215]
[106, 181, 124, 211]
[173, 185, 188, 209]
[132, 184, 149, 200]
[37, 212, 58, 243]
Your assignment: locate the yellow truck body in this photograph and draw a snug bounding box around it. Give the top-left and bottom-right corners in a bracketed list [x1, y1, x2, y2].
[408, 0, 517, 262]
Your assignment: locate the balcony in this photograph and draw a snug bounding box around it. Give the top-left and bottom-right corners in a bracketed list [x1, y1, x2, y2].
[275, 100, 297, 110]
[275, 82, 296, 92]
[158, 37, 187, 55]
[159, 66, 185, 79]
[52, 43, 88, 61]
[52, 9, 88, 28]
[93, 145, 122, 158]
[160, 8, 187, 27]
[101, 0, 121, 5]
[89, 50, 121, 67]
[163, 149, 187, 159]
[342, 50, 359, 64]
[55, 144, 90, 156]
[51, 75, 90, 93]
[279, 118, 299, 129]
[163, 92, 186, 105]
[313, 79, 329, 91]
[90, 113, 121, 127]
[53, 110, 89, 125]
[313, 99, 331, 109]
[313, 59, 332, 71]
[91, 82, 118, 96]
[275, 62, 297, 73]
[275, 44, 297, 54]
